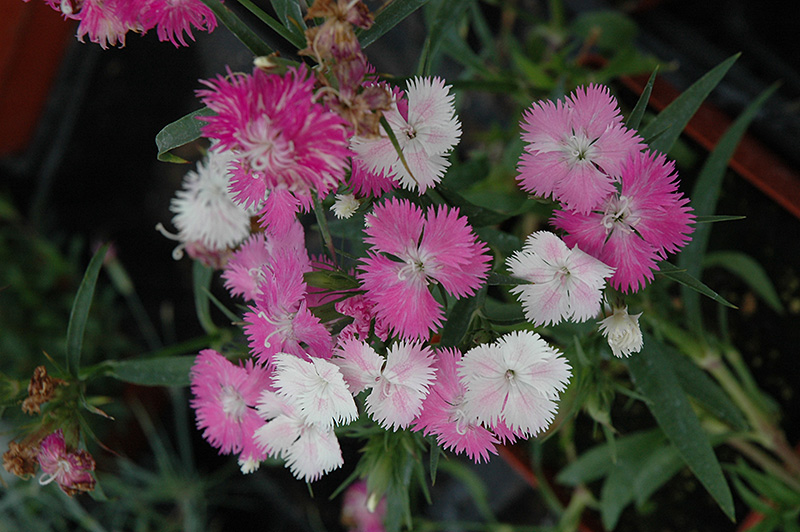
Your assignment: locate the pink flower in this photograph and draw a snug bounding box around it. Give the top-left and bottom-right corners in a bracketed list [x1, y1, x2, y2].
[197, 66, 350, 231]
[222, 221, 309, 301]
[48, 0, 137, 49]
[36, 430, 96, 496]
[243, 253, 332, 365]
[517, 84, 644, 213]
[358, 198, 491, 340]
[413, 348, 500, 463]
[341, 480, 387, 532]
[189, 349, 270, 456]
[351, 77, 461, 193]
[347, 156, 398, 198]
[506, 231, 614, 326]
[139, 0, 217, 47]
[333, 338, 436, 430]
[553, 150, 694, 293]
[458, 331, 571, 437]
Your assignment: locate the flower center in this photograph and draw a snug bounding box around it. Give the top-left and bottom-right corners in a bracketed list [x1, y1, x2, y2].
[396, 246, 434, 284]
[256, 309, 297, 348]
[563, 132, 597, 165]
[601, 195, 639, 235]
[220, 385, 247, 422]
[240, 117, 296, 173]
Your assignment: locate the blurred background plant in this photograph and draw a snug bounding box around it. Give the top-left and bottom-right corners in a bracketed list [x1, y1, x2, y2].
[1, 0, 799, 531]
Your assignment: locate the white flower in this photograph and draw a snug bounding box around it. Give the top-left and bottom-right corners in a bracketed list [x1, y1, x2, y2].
[458, 331, 572, 437]
[331, 193, 360, 219]
[169, 147, 251, 250]
[506, 231, 614, 327]
[272, 353, 358, 429]
[350, 77, 461, 194]
[598, 306, 643, 358]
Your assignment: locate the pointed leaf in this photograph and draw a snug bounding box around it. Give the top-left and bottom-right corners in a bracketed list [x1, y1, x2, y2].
[704, 251, 785, 314]
[239, 0, 306, 50]
[66, 244, 109, 377]
[626, 67, 658, 130]
[193, 261, 218, 334]
[626, 334, 735, 521]
[107, 356, 196, 387]
[641, 54, 739, 155]
[694, 214, 746, 223]
[155, 108, 214, 163]
[657, 261, 737, 309]
[358, 0, 430, 49]
[200, 0, 275, 56]
[417, 0, 470, 76]
[270, 0, 307, 43]
[439, 287, 485, 347]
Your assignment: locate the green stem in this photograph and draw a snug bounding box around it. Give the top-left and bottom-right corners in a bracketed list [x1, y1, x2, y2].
[312, 192, 337, 267]
[727, 438, 800, 492]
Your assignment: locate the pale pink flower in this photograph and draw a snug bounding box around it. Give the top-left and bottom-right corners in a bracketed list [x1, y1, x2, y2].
[413, 348, 499, 463]
[517, 84, 644, 214]
[139, 0, 217, 47]
[333, 338, 436, 430]
[458, 331, 571, 437]
[358, 198, 491, 340]
[598, 306, 644, 358]
[197, 66, 350, 231]
[189, 349, 270, 455]
[341, 480, 387, 532]
[254, 390, 345, 482]
[222, 221, 309, 301]
[36, 430, 96, 496]
[553, 150, 694, 293]
[506, 231, 614, 326]
[351, 77, 461, 193]
[272, 353, 358, 429]
[243, 254, 332, 365]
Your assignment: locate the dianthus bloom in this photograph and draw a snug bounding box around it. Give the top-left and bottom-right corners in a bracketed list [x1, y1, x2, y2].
[197, 66, 350, 233]
[517, 84, 644, 214]
[414, 348, 500, 463]
[553, 150, 694, 293]
[351, 77, 461, 193]
[139, 0, 217, 47]
[333, 338, 436, 430]
[189, 350, 271, 461]
[506, 231, 614, 326]
[358, 198, 491, 340]
[458, 331, 572, 437]
[598, 306, 644, 358]
[36, 430, 96, 496]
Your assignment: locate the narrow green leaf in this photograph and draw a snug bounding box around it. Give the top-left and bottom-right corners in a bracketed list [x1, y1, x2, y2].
[626, 334, 735, 521]
[626, 67, 658, 131]
[487, 272, 528, 286]
[201, 0, 274, 56]
[417, 0, 469, 76]
[669, 345, 749, 430]
[657, 261, 737, 309]
[270, 0, 307, 44]
[704, 251, 785, 314]
[694, 214, 746, 223]
[155, 108, 214, 163]
[600, 460, 636, 530]
[239, 0, 306, 50]
[66, 244, 109, 377]
[358, 0, 430, 49]
[107, 356, 196, 387]
[303, 270, 361, 291]
[632, 443, 684, 507]
[193, 261, 218, 334]
[439, 287, 485, 347]
[481, 298, 526, 325]
[678, 83, 777, 328]
[436, 185, 513, 227]
[641, 54, 739, 155]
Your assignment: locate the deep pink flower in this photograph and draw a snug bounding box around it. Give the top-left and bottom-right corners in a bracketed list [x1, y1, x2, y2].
[189, 349, 270, 456]
[347, 156, 398, 198]
[197, 66, 350, 231]
[36, 430, 96, 496]
[413, 348, 500, 463]
[140, 0, 217, 47]
[46, 0, 137, 49]
[553, 150, 694, 293]
[243, 254, 332, 364]
[517, 84, 644, 214]
[358, 198, 491, 340]
[506, 231, 614, 326]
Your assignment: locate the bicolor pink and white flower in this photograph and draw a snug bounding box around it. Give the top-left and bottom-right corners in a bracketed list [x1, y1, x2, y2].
[197, 66, 350, 232]
[458, 331, 571, 437]
[506, 231, 614, 326]
[517, 84, 644, 214]
[333, 338, 436, 430]
[414, 348, 500, 463]
[358, 198, 491, 340]
[553, 150, 694, 293]
[598, 306, 644, 358]
[139, 0, 217, 47]
[189, 349, 271, 456]
[243, 254, 332, 364]
[351, 77, 461, 193]
[36, 429, 96, 496]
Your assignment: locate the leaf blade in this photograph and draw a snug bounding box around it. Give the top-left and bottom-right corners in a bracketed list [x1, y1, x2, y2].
[155, 108, 214, 163]
[66, 244, 109, 377]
